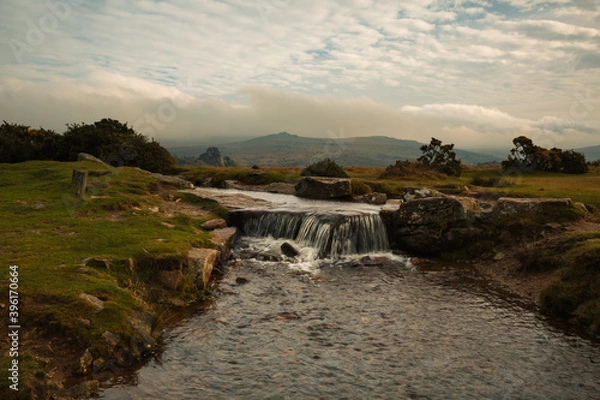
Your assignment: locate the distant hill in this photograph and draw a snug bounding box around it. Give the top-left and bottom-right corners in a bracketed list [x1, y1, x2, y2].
[169, 132, 499, 167]
[576, 145, 600, 162]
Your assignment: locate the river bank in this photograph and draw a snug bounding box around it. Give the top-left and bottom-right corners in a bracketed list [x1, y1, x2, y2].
[0, 161, 234, 399]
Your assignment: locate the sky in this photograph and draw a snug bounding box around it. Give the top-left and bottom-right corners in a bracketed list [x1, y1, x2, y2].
[0, 0, 599, 150]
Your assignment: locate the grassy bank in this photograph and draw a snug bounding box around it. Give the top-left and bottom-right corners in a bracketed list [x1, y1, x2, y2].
[0, 161, 225, 398]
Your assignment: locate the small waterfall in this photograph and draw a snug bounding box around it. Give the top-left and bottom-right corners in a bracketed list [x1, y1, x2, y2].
[233, 210, 389, 259]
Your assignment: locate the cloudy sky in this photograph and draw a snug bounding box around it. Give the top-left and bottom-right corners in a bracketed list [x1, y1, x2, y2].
[1, 0, 599, 150]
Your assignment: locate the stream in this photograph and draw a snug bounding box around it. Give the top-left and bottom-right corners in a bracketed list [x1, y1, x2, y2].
[100, 189, 600, 399]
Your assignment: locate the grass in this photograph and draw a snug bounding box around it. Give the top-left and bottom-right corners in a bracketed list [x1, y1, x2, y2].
[0, 160, 223, 397]
[185, 164, 600, 209]
[181, 166, 302, 187]
[538, 232, 600, 337]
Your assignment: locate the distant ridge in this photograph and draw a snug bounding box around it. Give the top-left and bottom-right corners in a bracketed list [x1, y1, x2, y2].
[169, 132, 499, 167]
[576, 144, 600, 162]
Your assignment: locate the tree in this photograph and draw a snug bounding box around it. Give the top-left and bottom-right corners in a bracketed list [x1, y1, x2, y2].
[62, 118, 177, 174]
[0, 121, 63, 163]
[502, 136, 587, 174]
[417, 137, 462, 176]
[559, 149, 588, 174]
[501, 136, 538, 172]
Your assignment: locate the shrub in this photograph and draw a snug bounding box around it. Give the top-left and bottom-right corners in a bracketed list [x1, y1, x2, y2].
[418, 137, 462, 177]
[301, 158, 348, 178]
[379, 160, 440, 180]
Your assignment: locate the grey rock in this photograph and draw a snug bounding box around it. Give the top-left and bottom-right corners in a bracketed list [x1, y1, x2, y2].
[188, 247, 221, 289]
[210, 227, 238, 260]
[295, 177, 352, 200]
[78, 293, 104, 312]
[201, 218, 228, 230]
[493, 197, 572, 216]
[401, 187, 445, 202]
[264, 182, 297, 194]
[353, 192, 387, 205]
[77, 152, 108, 165]
[281, 242, 300, 258]
[150, 173, 194, 189]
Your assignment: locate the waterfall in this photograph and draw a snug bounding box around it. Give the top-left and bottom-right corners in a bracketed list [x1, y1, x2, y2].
[233, 210, 389, 259]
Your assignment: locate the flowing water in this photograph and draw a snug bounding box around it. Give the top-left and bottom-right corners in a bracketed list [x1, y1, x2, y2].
[100, 190, 600, 399]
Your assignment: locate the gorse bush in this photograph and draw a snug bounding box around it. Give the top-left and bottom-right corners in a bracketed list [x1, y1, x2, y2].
[0, 118, 177, 174]
[502, 136, 588, 174]
[301, 158, 348, 178]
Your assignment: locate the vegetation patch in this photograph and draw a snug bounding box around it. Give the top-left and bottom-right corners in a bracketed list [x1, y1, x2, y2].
[539, 233, 600, 337]
[181, 166, 301, 187]
[0, 161, 222, 397]
[301, 158, 349, 178]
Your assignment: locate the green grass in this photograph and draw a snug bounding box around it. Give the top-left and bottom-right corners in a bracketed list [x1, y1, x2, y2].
[0, 161, 222, 396]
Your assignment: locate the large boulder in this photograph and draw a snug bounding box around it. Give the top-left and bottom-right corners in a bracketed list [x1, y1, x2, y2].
[493, 197, 572, 216]
[295, 177, 352, 200]
[210, 227, 238, 261]
[384, 196, 471, 256]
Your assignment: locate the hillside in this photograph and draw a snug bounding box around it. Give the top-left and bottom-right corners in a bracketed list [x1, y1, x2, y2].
[576, 144, 600, 162]
[170, 132, 499, 167]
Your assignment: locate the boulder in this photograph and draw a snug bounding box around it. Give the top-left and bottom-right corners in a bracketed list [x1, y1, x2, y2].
[78, 293, 105, 312]
[385, 196, 469, 256]
[401, 187, 445, 202]
[150, 173, 194, 189]
[265, 182, 297, 195]
[210, 227, 238, 260]
[187, 247, 221, 289]
[295, 177, 352, 200]
[201, 218, 228, 230]
[396, 196, 467, 227]
[493, 197, 572, 216]
[77, 152, 108, 165]
[353, 192, 387, 205]
[281, 242, 300, 257]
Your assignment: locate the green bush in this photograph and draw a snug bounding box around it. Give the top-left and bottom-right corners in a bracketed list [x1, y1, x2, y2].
[301, 158, 348, 178]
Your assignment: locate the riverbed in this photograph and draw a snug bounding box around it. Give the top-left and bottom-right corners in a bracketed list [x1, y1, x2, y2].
[100, 189, 600, 399]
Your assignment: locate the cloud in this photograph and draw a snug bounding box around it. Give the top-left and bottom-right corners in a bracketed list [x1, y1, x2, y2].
[0, 0, 599, 151]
